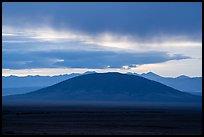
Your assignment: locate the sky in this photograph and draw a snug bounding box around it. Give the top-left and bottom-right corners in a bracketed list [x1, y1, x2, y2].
[2, 2, 202, 77]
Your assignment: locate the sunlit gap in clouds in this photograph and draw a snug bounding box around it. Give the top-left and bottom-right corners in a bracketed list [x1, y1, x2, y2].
[2, 25, 202, 50]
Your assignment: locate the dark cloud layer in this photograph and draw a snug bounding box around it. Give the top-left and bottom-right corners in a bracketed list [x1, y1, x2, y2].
[3, 50, 190, 69]
[3, 2, 202, 40]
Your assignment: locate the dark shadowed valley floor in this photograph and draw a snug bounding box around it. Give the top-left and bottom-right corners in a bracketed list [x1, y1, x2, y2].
[2, 105, 202, 135]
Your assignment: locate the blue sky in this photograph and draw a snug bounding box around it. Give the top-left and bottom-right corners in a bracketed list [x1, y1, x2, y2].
[2, 2, 202, 77]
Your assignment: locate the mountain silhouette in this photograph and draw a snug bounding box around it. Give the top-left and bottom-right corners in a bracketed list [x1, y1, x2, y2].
[3, 72, 201, 105]
[2, 73, 81, 88]
[140, 72, 202, 96]
[3, 71, 201, 96]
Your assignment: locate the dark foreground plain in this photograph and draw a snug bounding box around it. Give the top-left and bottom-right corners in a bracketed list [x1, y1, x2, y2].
[2, 105, 202, 135]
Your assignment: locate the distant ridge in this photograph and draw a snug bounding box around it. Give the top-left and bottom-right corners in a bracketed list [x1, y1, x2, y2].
[176, 75, 190, 79]
[139, 72, 202, 96]
[3, 72, 201, 106]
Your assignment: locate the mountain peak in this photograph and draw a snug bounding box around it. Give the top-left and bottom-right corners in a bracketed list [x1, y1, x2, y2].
[82, 71, 97, 75]
[146, 72, 158, 75]
[141, 72, 160, 77]
[176, 75, 190, 79]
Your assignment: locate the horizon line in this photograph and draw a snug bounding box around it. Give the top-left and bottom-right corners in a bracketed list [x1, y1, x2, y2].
[2, 71, 202, 78]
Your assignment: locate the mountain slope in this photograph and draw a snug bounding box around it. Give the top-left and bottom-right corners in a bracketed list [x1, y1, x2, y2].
[2, 87, 42, 96]
[140, 72, 202, 96]
[3, 72, 200, 105]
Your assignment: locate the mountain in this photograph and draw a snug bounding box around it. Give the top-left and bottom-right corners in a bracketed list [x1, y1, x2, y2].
[3, 72, 201, 106]
[139, 72, 202, 96]
[176, 75, 190, 79]
[141, 72, 162, 79]
[2, 71, 97, 89]
[2, 73, 81, 88]
[2, 87, 43, 96]
[82, 71, 96, 75]
[2, 71, 201, 96]
[2, 72, 84, 96]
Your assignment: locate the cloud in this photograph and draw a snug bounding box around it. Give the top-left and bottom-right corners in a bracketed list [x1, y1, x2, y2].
[122, 65, 131, 70]
[3, 49, 190, 69]
[3, 2, 202, 38]
[130, 58, 202, 77]
[2, 58, 201, 77]
[2, 25, 199, 71]
[2, 3, 201, 77]
[2, 33, 16, 36]
[2, 25, 202, 53]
